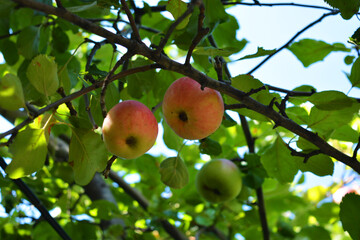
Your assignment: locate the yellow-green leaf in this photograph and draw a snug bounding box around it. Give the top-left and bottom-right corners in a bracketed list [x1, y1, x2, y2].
[159, 156, 189, 189]
[6, 128, 47, 178]
[26, 54, 59, 98]
[0, 73, 25, 110]
[166, 0, 191, 29]
[260, 137, 298, 183]
[69, 128, 108, 186]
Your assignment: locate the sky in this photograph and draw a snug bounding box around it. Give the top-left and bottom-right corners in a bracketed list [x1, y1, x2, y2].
[226, 0, 360, 97]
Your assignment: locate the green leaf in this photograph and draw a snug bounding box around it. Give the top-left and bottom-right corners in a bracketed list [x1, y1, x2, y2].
[195, 209, 216, 227]
[340, 193, 360, 239]
[308, 90, 355, 110]
[238, 47, 276, 60]
[203, 0, 228, 31]
[349, 57, 360, 88]
[286, 106, 309, 125]
[16, 26, 40, 59]
[159, 156, 189, 189]
[344, 55, 355, 65]
[193, 46, 239, 57]
[199, 138, 222, 156]
[227, 74, 277, 121]
[324, 0, 360, 20]
[350, 27, 360, 45]
[26, 54, 59, 97]
[0, 39, 19, 66]
[0, 73, 25, 110]
[288, 39, 350, 67]
[222, 112, 237, 128]
[69, 128, 108, 186]
[166, 0, 190, 30]
[331, 125, 359, 143]
[32, 221, 61, 240]
[295, 154, 334, 176]
[296, 137, 318, 151]
[260, 137, 298, 183]
[126, 58, 156, 99]
[6, 128, 47, 179]
[89, 200, 120, 220]
[52, 26, 70, 53]
[295, 226, 331, 240]
[308, 104, 359, 136]
[97, 0, 120, 8]
[212, 14, 247, 53]
[288, 85, 316, 105]
[162, 121, 183, 151]
[243, 153, 267, 189]
[66, 2, 98, 13]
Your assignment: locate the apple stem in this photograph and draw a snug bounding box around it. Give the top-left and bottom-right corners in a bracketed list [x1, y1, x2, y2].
[103, 155, 117, 178]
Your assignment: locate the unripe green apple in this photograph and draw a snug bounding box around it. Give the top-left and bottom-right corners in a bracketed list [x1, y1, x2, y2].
[162, 77, 224, 140]
[196, 159, 242, 203]
[102, 100, 158, 159]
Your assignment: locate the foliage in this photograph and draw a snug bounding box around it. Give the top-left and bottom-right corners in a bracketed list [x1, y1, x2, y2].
[0, 0, 360, 239]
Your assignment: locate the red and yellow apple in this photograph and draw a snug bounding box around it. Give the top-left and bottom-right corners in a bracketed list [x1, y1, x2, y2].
[102, 100, 158, 159]
[196, 159, 242, 203]
[162, 77, 224, 140]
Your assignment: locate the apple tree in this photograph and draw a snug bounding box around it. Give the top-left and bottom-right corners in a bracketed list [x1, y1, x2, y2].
[1, 0, 360, 239]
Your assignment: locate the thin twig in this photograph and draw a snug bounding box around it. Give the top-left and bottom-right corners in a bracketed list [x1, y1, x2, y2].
[85, 39, 108, 83]
[0, 30, 21, 40]
[266, 84, 316, 96]
[222, 1, 335, 11]
[88, 18, 161, 34]
[214, 57, 224, 82]
[0, 156, 71, 240]
[56, 87, 77, 116]
[239, 115, 270, 240]
[55, 0, 64, 9]
[247, 11, 339, 74]
[155, 2, 196, 56]
[208, 35, 232, 82]
[103, 155, 117, 178]
[353, 137, 360, 160]
[100, 51, 134, 118]
[83, 91, 98, 130]
[185, 3, 209, 65]
[120, 0, 141, 42]
[288, 146, 322, 163]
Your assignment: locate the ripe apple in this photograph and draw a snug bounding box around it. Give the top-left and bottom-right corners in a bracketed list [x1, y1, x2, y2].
[102, 100, 158, 159]
[162, 77, 224, 140]
[196, 159, 242, 203]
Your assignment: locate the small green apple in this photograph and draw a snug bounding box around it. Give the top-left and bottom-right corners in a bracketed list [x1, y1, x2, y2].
[196, 159, 242, 203]
[162, 77, 224, 140]
[102, 100, 158, 159]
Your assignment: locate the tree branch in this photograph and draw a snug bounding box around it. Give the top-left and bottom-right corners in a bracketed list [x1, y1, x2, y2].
[239, 115, 270, 240]
[10, 0, 360, 176]
[155, 1, 196, 55]
[0, 156, 71, 240]
[120, 0, 141, 41]
[222, 2, 335, 11]
[185, 3, 209, 65]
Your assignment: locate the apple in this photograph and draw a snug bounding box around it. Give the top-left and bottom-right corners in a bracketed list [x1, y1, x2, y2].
[102, 100, 158, 159]
[196, 159, 242, 203]
[162, 77, 224, 140]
